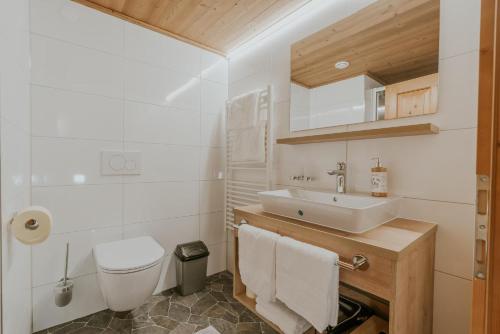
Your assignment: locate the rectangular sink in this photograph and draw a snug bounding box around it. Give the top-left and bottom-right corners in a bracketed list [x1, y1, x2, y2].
[258, 189, 399, 233]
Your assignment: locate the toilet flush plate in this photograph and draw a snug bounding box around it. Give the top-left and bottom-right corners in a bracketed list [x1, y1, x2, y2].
[101, 151, 142, 175]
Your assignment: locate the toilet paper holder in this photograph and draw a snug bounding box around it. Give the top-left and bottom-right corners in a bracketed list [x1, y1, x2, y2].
[11, 206, 52, 245]
[25, 219, 39, 230]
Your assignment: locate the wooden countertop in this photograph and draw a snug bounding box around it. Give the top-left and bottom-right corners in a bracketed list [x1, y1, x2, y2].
[234, 205, 437, 258]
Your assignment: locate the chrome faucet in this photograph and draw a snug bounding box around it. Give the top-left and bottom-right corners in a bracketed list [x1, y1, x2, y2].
[327, 162, 346, 193]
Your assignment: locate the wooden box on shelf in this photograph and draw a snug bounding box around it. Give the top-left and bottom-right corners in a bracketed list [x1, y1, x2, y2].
[385, 73, 439, 119]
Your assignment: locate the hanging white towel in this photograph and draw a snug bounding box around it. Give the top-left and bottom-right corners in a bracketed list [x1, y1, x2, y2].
[276, 237, 339, 332]
[238, 224, 280, 301]
[256, 296, 312, 334]
[230, 125, 266, 163]
[227, 92, 259, 130]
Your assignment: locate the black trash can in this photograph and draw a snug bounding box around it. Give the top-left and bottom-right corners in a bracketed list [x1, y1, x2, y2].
[174, 241, 210, 296]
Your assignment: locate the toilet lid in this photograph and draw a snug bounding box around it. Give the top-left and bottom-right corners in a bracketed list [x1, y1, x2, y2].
[94, 236, 165, 273]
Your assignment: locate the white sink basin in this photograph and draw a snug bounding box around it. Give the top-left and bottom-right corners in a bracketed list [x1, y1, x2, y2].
[258, 189, 399, 233]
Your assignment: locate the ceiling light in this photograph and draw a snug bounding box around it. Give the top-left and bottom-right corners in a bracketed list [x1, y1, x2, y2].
[335, 60, 350, 70]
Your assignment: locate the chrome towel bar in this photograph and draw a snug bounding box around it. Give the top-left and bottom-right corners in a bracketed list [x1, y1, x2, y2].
[231, 219, 369, 271]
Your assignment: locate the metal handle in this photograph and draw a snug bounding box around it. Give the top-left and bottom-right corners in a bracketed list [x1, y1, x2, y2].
[232, 221, 369, 271]
[337, 255, 369, 271]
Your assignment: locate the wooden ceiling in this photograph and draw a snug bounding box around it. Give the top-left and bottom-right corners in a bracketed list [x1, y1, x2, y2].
[74, 0, 312, 55]
[291, 0, 440, 88]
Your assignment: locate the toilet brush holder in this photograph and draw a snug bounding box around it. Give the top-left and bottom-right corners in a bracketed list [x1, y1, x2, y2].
[54, 242, 73, 307]
[54, 278, 73, 307]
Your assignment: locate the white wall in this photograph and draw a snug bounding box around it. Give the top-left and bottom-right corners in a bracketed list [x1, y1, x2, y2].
[228, 0, 479, 333]
[29, 0, 228, 331]
[0, 0, 32, 332]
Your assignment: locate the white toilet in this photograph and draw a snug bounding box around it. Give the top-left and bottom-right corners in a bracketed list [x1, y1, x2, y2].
[93, 236, 165, 311]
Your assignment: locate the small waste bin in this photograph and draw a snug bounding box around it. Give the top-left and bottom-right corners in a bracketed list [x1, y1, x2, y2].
[174, 241, 210, 296]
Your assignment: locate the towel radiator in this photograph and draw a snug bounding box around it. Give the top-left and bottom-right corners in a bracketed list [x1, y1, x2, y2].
[230, 219, 369, 271]
[225, 86, 274, 231]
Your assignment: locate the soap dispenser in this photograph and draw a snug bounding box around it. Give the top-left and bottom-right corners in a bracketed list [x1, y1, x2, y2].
[371, 157, 388, 197]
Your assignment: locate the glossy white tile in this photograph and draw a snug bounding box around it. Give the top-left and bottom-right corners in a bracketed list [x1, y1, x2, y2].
[32, 137, 123, 186]
[32, 274, 107, 332]
[31, 85, 123, 140]
[123, 215, 199, 255]
[0, 0, 29, 32]
[32, 184, 123, 234]
[200, 180, 224, 214]
[277, 141, 347, 191]
[124, 101, 200, 146]
[200, 147, 224, 181]
[1, 120, 31, 205]
[201, 113, 224, 148]
[347, 129, 476, 204]
[31, 34, 124, 98]
[154, 255, 177, 293]
[30, 0, 124, 54]
[433, 272, 472, 334]
[124, 181, 199, 224]
[124, 142, 200, 183]
[200, 211, 226, 245]
[399, 198, 475, 279]
[207, 242, 227, 276]
[32, 226, 122, 287]
[439, 0, 480, 59]
[124, 59, 200, 111]
[201, 80, 228, 115]
[437, 51, 479, 130]
[201, 51, 228, 85]
[124, 22, 201, 76]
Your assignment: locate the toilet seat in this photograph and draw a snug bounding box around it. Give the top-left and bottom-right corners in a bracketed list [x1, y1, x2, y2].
[94, 236, 165, 274]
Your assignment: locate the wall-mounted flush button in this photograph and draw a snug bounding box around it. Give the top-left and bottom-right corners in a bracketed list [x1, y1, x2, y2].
[102, 151, 142, 175]
[109, 155, 126, 171]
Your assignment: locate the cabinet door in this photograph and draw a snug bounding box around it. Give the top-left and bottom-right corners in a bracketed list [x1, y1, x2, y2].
[385, 73, 438, 119]
[397, 87, 432, 118]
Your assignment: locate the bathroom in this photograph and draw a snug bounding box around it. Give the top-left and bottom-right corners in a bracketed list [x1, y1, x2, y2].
[0, 0, 493, 333]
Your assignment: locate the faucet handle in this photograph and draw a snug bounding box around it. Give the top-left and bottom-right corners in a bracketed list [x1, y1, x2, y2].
[337, 162, 346, 170]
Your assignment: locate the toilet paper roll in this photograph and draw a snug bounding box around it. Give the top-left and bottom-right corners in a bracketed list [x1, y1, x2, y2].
[11, 206, 52, 245]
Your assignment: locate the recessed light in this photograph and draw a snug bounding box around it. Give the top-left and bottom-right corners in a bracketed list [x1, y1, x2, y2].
[335, 60, 350, 70]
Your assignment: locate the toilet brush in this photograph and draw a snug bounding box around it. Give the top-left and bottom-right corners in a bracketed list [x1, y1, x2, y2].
[54, 242, 74, 307]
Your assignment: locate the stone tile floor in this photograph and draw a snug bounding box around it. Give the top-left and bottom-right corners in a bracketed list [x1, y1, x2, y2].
[35, 272, 279, 334]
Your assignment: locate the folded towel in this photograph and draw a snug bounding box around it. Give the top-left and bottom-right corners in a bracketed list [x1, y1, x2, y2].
[227, 92, 259, 130]
[256, 296, 312, 334]
[230, 125, 266, 163]
[276, 237, 339, 332]
[238, 224, 280, 301]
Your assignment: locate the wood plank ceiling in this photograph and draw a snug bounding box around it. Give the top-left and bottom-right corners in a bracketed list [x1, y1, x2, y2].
[74, 0, 312, 55]
[291, 0, 440, 88]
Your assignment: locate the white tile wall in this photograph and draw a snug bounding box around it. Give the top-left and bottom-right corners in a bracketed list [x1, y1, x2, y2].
[29, 0, 228, 330]
[227, 0, 480, 333]
[0, 0, 32, 332]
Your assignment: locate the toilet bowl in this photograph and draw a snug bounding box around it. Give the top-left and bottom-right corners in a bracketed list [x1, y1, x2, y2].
[93, 236, 165, 312]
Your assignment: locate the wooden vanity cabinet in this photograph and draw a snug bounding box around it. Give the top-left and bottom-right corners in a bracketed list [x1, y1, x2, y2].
[232, 205, 437, 334]
[385, 73, 439, 120]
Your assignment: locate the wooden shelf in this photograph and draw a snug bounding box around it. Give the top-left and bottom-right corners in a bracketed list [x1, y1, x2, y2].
[234, 293, 316, 334]
[276, 123, 439, 145]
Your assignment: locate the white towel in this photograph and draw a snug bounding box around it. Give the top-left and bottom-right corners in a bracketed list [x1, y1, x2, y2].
[276, 237, 339, 332]
[230, 126, 266, 163]
[256, 296, 312, 334]
[227, 92, 259, 130]
[238, 224, 280, 301]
